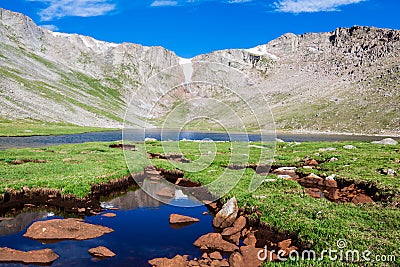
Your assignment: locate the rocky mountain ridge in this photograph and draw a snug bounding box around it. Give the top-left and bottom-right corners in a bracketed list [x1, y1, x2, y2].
[0, 8, 399, 134]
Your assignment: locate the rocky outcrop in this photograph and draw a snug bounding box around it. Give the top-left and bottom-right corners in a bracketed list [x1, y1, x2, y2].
[23, 218, 113, 240]
[0, 247, 59, 264]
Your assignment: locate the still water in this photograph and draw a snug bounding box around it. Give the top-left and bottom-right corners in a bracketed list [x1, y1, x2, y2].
[0, 129, 396, 149]
[0, 178, 213, 266]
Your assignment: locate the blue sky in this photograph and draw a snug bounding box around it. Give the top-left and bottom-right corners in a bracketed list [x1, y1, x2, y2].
[1, 0, 399, 57]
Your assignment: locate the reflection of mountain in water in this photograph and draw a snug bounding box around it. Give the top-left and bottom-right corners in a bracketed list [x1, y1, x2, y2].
[103, 179, 201, 210]
[0, 211, 48, 236]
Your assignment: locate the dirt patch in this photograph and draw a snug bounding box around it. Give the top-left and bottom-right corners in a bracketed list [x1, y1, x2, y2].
[9, 159, 48, 165]
[226, 163, 272, 175]
[109, 144, 136, 151]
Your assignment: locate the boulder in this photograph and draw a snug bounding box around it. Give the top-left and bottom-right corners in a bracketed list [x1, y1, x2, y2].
[305, 159, 318, 166]
[148, 255, 188, 267]
[212, 197, 238, 228]
[221, 216, 247, 236]
[371, 138, 398, 145]
[193, 233, 238, 252]
[209, 251, 223, 260]
[169, 214, 199, 224]
[23, 218, 113, 241]
[352, 194, 373, 204]
[88, 246, 115, 258]
[156, 187, 175, 198]
[0, 247, 58, 264]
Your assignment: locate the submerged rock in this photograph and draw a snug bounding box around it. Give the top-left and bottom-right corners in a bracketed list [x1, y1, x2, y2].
[212, 197, 238, 228]
[0, 247, 58, 264]
[23, 218, 114, 241]
[169, 214, 199, 224]
[88, 246, 116, 258]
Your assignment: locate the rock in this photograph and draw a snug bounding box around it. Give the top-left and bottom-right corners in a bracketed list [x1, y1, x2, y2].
[275, 167, 297, 172]
[243, 232, 257, 246]
[169, 214, 200, 224]
[371, 138, 398, 145]
[381, 168, 396, 176]
[212, 197, 238, 228]
[225, 232, 241, 245]
[329, 157, 339, 162]
[193, 233, 239, 252]
[221, 216, 247, 236]
[278, 175, 292, 179]
[278, 239, 292, 250]
[343, 145, 356, 149]
[209, 251, 222, 260]
[305, 159, 318, 166]
[319, 147, 336, 152]
[156, 187, 175, 198]
[88, 246, 116, 258]
[276, 138, 285, 143]
[148, 255, 188, 267]
[352, 194, 374, 204]
[326, 174, 336, 180]
[240, 246, 265, 266]
[102, 213, 116, 218]
[202, 211, 208, 215]
[324, 179, 338, 188]
[306, 188, 321, 198]
[229, 252, 244, 267]
[0, 247, 58, 264]
[23, 218, 113, 241]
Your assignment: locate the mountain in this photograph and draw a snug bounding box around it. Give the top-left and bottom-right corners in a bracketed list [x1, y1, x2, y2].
[0, 8, 399, 135]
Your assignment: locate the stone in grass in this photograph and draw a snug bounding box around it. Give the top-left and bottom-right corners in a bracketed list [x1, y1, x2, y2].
[88, 246, 116, 258]
[371, 138, 398, 145]
[343, 145, 356, 149]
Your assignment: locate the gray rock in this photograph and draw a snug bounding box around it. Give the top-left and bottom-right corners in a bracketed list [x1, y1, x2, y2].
[371, 138, 398, 145]
[343, 145, 356, 149]
[212, 197, 238, 229]
[319, 147, 337, 152]
[329, 157, 339, 162]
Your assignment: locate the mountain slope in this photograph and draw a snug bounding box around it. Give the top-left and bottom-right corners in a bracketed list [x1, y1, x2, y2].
[0, 8, 399, 134]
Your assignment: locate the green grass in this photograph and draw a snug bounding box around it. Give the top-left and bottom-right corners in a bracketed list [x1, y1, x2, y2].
[145, 140, 400, 266]
[0, 120, 117, 136]
[0, 140, 399, 265]
[0, 142, 148, 197]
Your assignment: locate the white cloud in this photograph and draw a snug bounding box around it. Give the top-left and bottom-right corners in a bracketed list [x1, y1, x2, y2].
[229, 0, 252, 3]
[274, 0, 366, 13]
[29, 0, 116, 21]
[40, 24, 59, 31]
[150, 0, 179, 7]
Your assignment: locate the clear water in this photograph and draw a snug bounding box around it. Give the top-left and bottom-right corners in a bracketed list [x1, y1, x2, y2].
[1, 129, 396, 150]
[0, 186, 213, 266]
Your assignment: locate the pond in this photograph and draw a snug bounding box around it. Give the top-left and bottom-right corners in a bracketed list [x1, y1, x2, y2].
[0, 178, 213, 266]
